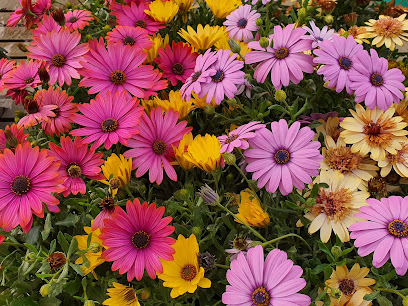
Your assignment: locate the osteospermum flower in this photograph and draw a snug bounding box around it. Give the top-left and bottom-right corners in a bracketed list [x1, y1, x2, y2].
[340, 104, 408, 161]
[27, 29, 88, 86]
[64, 10, 93, 31]
[31, 14, 61, 37]
[0, 124, 29, 151]
[100, 199, 176, 281]
[0, 142, 64, 233]
[173, 133, 195, 170]
[377, 144, 408, 178]
[183, 134, 222, 172]
[349, 49, 405, 110]
[71, 91, 143, 150]
[5, 89, 29, 105]
[48, 136, 104, 197]
[145, 33, 169, 64]
[315, 116, 343, 142]
[245, 119, 322, 195]
[303, 20, 335, 48]
[179, 24, 226, 51]
[205, 0, 242, 19]
[246, 24, 314, 89]
[225, 236, 252, 261]
[144, 0, 179, 23]
[222, 245, 311, 306]
[100, 154, 132, 197]
[79, 38, 167, 99]
[124, 107, 192, 184]
[155, 41, 198, 86]
[18, 97, 57, 129]
[7, 0, 33, 28]
[350, 196, 408, 276]
[146, 90, 195, 119]
[236, 189, 269, 227]
[0, 58, 15, 92]
[224, 5, 260, 42]
[313, 35, 364, 94]
[2, 60, 41, 90]
[219, 121, 265, 153]
[92, 197, 121, 231]
[103, 283, 140, 306]
[106, 26, 153, 50]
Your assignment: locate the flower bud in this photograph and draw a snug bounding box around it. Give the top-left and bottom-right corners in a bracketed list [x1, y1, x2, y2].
[198, 252, 216, 271]
[47, 252, 66, 270]
[103, 25, 111, 32]
[223, 153, 236, 165]
[40, 284, 52, 297]
[38, 67, 50, 83]
[324, 14, 334, 25]
[140, 289, 150, 300]
[228, 39, 241, 55]
[109, 177, 121, 190]
[89, 242, 102, 253]
[175, 188, 189, 201]
[25, 252, 37, 263]
[84, 301, 95, 306]
[255, 18, 263, 27]
[227, 98, 238, 107]
[51, 8, 66, 26]
[203, 105, 215, 115]
[17, 44, 28, 52]
[274, 90, 287, 102]
[85, 34, 92, 41]
[197, 184, 219, 206]
[259, 37, 269, 49]
[344, 12, 357, 27]
[331, 246, 342, 258]
[192, 226, 201, 237]
[66, 2, 72, 8]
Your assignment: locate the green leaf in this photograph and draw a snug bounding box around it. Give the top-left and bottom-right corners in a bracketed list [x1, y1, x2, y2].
[376, 295, 393, 306]
[268, 104, 289, 114]
[67, 237, 78, 260]
[336, 259, 347, 266]
[35, 273, 55, 279]
[26, 226, 40, 245]
[24, 243, 37, 254]
[86, 232, 93, 249]
[69, 263, 84, 276]
[282, 200, 302, 210]
[39, 297, 61, 306]
[57, 232, 69, 254]
[63, 278, 82, 296]
[57, 264, 69, 283]
[10, 297, 38, 306]
[364, 291, 380, 301]
[41, 213, 52, 240]
[49, 239, 56, 254]
[340, 247, 354, 257]
[55, 215, 79, 227]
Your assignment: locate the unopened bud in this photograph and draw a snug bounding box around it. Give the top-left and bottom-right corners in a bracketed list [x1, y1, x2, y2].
[103, 25, 111, 32]
[66, 2, 72, 8]
[51, 8, 66, 26]
[192, 226, 201, 236]
[84, 301, 95, 306]
[331, 246, 342, 258]
[344, 12, 357, 27]
[38, 67, 50, 83]
[228, 39, 241, 54]
[255, 18, 263, 27]
[223, 153, 236, 165]
[197, 184, 219, 206]
[203, 105, 215, 115]
[324, 14, 334, 25]
[40, 284, 52, 297]
[227, 98, 238, 107]
[25, 252, 37, 263]
[109, 177, 121, 190]
[85, 34, 92, 41]
[17, 44, 28, 52]
[140, 289, 150, 300]
[259, 37, 269, 49]
[274, 90, 286, 102]
[89, 242, 102, 253]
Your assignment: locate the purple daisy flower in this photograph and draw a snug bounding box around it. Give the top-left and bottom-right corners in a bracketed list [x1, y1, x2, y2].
[218, 121, 266, 153]
[302, 21, 335, 49]
[245, 24, 314, 89]
[299, 111, 339, 124]
[349, 48, 405, 110]
[314, 35, 364, 94]
[350, 196, 408, 276]
[222, 245, 311, 306]
[200, 50, 245, 105]
[224, 5, 260, 43]
[245, 119, 322, 195]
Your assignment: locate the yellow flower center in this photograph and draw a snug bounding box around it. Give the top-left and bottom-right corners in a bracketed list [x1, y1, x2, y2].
[180, 264, 197, 281]
[388, 220, 408, 238]
[251, 287, 271, 306]
[312, 188, 353, 221]
[373, 17, 403, 37]
[66, 163, 82, 177]
[338, 278, 355, 296]
[324, 146, 362, 174]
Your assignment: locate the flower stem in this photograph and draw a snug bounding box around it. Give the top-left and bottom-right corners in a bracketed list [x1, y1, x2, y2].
[214, 263, 230, 269]
[124, 186, 134, 200]
[261, 233, 312, 251]
[231, 160, 262, 205]
[374, 287, 405, 299]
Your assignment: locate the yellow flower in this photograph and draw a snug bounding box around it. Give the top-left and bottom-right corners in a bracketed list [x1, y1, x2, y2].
[360, 14, 408, 51]
[173, 133, 195, 170]
[340, 104, 408, 161]
[175, 0, 194, 14]
[394, 99, 408, 126]
[100, 154, 132, 197]
[183, 134, 222, 172]
[103, 283, 140, 306]
[316, 117, 343, 142]
[144, 0, 179, 23]
[377, 143, 408, 177]
[145, 33, 169, 64]
[305, 170, 370, 243]
[205, 0, 242, 19]
[179, 24, 226, 50]
[190, 93, 218, 108]
[235, 189, 269, 227]
[214, 36, 251, 61]
[74, 225, 105, 275]
[325, 264, 376, 306]
[158, 234, 211, 298]
[149, 90, 195, 119]
[338, 26, 370, 44]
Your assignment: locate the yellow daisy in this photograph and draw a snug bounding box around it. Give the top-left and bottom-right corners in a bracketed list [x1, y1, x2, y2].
[338, 26, 370, 44]
[377, 143, 408, 177]
[235, 189, 269, 227]
[103, 283, 140, 306]
[205, 0, 242, 19]
[305, 170, 370, 243]
[158, 234, 211, 298]
[339, 104, 408, 161]
[179, 24, 226, 50]
[190, 93, 218, 108]
[148, 90, 195, 119]
[174, 0, 194, 14]
[145, 33, 169, 64]
[325, 264, 376, 306]
[172, 132, 195, 170]
[393, 99, 408, 126]
[183, 134, 222, 172]
[144, 0, 179, 23]
[214, 36, 251, 61]
[100, 154, 132, 197]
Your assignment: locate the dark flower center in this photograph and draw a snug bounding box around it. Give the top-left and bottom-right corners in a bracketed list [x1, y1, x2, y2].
[274, 149, 290, 164]
[191, 71, 201, 82]
[110, 70, 127, 85]
[364, 121, 382, 136]
[101, 118, 119, 132]
[318, 37, 324, 41]
[338, 278, 355, 296]
[69, 16, 78, 23]
[26, 100, 39, 114]
[132, 230, 150, 249]
[52, 54, 66, 67]
[172, 63, 184, 75]
[233, 236, 248, 250]
[275, 47, 289, 59]
[388, 220, 408, 238]
[109, 177, 121, 189]
[368, 177, 386, 194]
[24, 77, 34, 84]
[252, 287, 271, 306]
[52, 107, 59, 117]
[11, 175, 31, 195]
[225, 134, 238, 144]
[123, 288, 136, 302]
[100, 197, 115, 212]
[123, 36, 136, 46]
[370, 73, 384, 86]
[180, 264, 197, 281]
[47, 252, 66, 270]
[135, 20, 147, 28]
[238, 18, 248, 28]
[66, 162, 82, 177]
[152, 140, 167, 155]
[338, 56, 352, 70]
[212, 70, 225, 83]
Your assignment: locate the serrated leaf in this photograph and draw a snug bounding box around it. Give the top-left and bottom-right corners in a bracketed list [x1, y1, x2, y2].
[41, 213, 52, 240]
[57, 232, 69, 254]
[67, 237, 78, 260]
[363, 291, 380, 301]
[55, 215, 79, 227]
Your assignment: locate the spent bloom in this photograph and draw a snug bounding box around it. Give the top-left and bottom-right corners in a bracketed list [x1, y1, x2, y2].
[224, 5, 260, 42]
[0, 124, 29, 151]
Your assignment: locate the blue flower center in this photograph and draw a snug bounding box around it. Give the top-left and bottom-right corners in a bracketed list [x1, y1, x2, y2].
[317, 37, 324, 41]
[370, 73, 384, 86]
[212, 70, 225, 83]
[238, 18, 248, 28]
[191, 71, 201, 82]
[338, 57, 352, 70]
[388, 220, 408, 238]
[252, 287, 270, 306]
[274, 149, 290, 164]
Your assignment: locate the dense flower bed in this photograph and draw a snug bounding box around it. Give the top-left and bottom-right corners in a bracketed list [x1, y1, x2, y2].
[1, 0, 408, 305]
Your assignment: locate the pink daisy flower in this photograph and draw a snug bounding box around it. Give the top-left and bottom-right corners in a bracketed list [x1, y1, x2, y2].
[100, 198, 176, 281]
[2, 60, 41, 91]
[48, 136, 104, 197]
[200, 50, 245, 105]
[224, 5, 260, 43]
[65, 10, 93, 31]
[0, 142, 64, 233]
[7, 0, 33, 28]
[110, 2, 165, 35]
[18, 97, 56, 129]
[222, 245, 311, 306]
[302, 20, 335, 49]
[31, 14, 61, 37]
[246, 24, 314, 89]
[0, 124, 29, 151]
[349, 48, 405, 110]
[106, 25, 154, 50]
[313, 35, 364, 94]
[219, 121, 266, 154]
[31, 0, 51, 20]
[350, 196, 408, 276]
[79, 38, 167, 99]
[71, 91, 144, 150]
[92, 197, 121, 231]
[36, 87, 77, 136]
[27, 29, 88, 86]
[156, 41, 198, 87]
[6, 89, 29, 105]
[245, 119, 322, 195]
[0, 58, 15, 92]
[124, 107, 192, 185]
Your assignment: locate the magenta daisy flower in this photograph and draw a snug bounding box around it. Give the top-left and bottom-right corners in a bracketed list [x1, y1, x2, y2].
[110, 2, 165, 35]
[92, 197, 121, 231]
[71, 91, 144, 150]
[48, 136, 104, 197]
[7, 0, 33, 28]
[313, 35, 364, 94]
[246, 24, 314, 89]
[222, 245, 311, 306]
[350, 196, 408, 276]
[36, 87, 77, 136]
[27, 29, 88, 86]
[219, 121, 266, 154]
[2, 60, 41, 90]
[106, 25, 153, 50]
[0, 58, 15, 92]
[18, 97, 56, 129]
[100, 198, 176, 281]
[0, 142, 64, 233]
[31, 14, 61, 37]
[65, 10, 93, 31]
[302, 20, 335, 49]
[245, 119, 322, 195]
[79, 38, 167, 99]
[124, 107, 192, 185]
[156, 41, 198, 87]
[349, 49, 405, 110]
[224, 5, 260, 42]
[0, 124, 29, 151]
